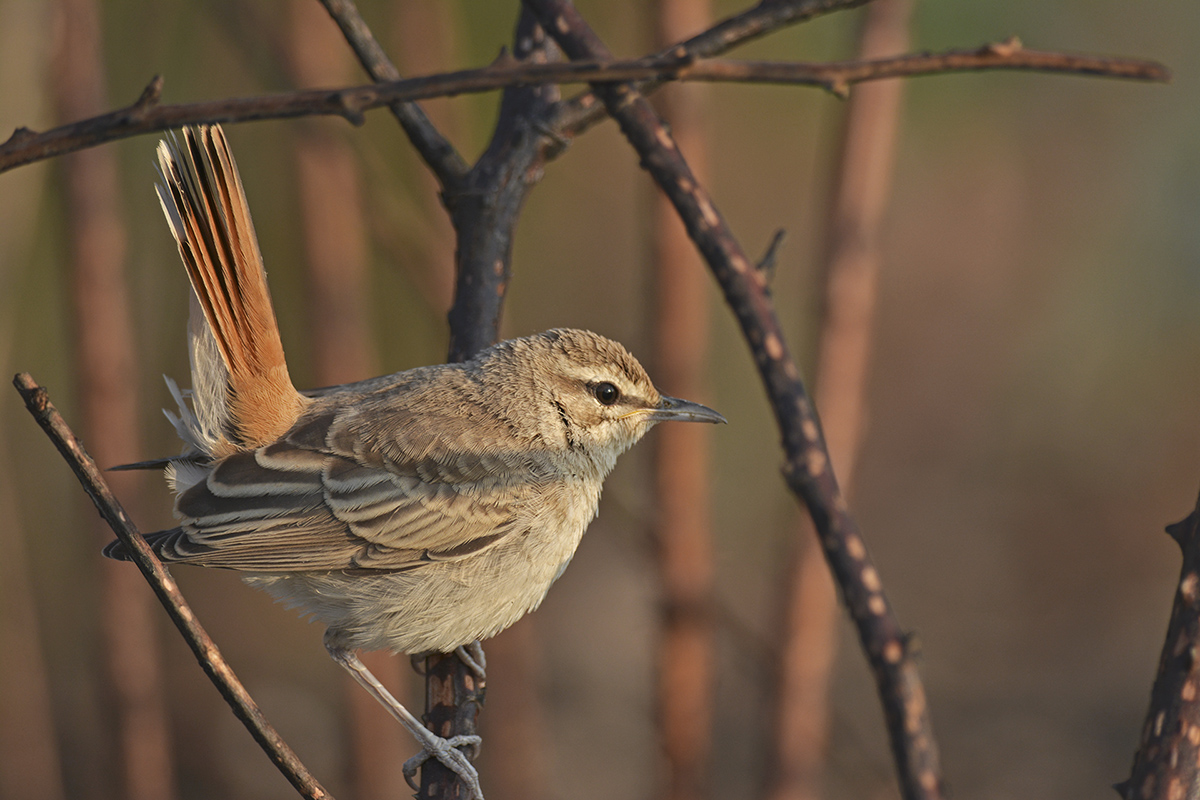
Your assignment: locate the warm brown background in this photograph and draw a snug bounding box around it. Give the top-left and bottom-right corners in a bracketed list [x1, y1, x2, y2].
[1, 2, 1198, 799]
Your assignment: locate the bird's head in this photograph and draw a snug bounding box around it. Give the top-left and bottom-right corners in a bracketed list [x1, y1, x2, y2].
[484, 329, 725, 471]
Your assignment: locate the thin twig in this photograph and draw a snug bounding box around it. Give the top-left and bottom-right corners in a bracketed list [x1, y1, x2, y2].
[547, 0, 873, 139]
[684, 38, 1169, 97]
[11, 373, 333, 800]
[524, 1, 944, 798]
[316, 0, 469, 190]
[0, 47, 1167, 175]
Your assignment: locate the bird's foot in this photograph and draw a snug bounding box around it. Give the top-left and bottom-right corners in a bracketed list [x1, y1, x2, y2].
[455, 640, 487, 681]
[409, 642, 485, 681]
[402, 732, 484, 798]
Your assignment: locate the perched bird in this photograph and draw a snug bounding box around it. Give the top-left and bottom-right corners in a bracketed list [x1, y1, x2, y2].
[104, 125, 725, 798]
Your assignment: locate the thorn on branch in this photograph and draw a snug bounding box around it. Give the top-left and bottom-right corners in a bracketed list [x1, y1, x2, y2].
[825, 78, 851, 99]
[334, 89, 369, 126]
[984, 36, 1024, 58]
[133, 76, 164, 115]
[756, 228, 786, 284]
[1166, 512, 1196, 549]
[491, 46, 519, 69]
[3, 126, 38, 148]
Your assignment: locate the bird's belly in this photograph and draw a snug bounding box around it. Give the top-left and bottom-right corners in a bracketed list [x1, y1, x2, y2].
[247, 483, 598, 654]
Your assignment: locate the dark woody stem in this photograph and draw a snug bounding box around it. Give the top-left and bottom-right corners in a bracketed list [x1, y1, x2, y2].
[525, 1, 943, 797]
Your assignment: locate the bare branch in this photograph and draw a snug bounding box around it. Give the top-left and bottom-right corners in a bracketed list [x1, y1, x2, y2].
[686, 38, 1169, 97]
[430, 12, 563, 799]
[0, 46, 1166, 176]
[445, 10, 561, 363]
[547, 0, 873, 139]
[11, 374, 333, 800]
[524, 0, 944, 797]
[1120, 489, 1200, 799]
[316, 0, 469, 190]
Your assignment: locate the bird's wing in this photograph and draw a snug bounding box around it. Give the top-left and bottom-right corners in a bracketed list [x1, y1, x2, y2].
[147, 406, 535, 573]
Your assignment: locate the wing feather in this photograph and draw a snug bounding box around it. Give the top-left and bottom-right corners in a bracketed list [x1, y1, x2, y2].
[152, 400, 531, 572]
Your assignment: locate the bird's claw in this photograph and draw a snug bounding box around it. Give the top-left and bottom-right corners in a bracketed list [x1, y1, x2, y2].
[455, 641, 487, 681]
[402, 734, 484, 797]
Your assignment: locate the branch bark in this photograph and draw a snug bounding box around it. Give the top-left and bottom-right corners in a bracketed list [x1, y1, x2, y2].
[316, 0, 469, 192]
[0, 47, 1167, 175]
[12, 374, 334, 800]
[524, 1, 943, 798]
[445, 10, 560, 362]
[1120, 488, 1200, 799]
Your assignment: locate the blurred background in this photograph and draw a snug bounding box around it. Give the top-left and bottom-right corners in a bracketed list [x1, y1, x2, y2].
[1, 1, 1197, 800]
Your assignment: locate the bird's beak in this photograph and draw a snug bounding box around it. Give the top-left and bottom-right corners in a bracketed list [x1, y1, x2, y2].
[649, 395, 727, 425]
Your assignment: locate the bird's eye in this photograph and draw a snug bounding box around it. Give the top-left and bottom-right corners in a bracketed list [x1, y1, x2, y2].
[592, 382, 620, 406]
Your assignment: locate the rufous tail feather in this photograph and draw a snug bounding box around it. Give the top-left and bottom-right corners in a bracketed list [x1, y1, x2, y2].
[155, 125, 307, 455]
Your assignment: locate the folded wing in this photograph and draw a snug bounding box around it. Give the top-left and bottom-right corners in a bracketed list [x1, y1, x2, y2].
[122, 407, 529, 573]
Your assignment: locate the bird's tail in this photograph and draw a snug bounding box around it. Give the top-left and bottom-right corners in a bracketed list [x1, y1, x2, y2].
[155, 125, 306, 458]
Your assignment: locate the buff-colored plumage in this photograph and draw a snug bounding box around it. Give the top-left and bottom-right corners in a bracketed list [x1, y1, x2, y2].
[142, 327, 681, 653]
[104, 125, 724, 798]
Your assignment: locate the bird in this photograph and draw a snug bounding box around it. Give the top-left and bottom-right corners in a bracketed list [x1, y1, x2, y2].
[103, 125, 725, 799]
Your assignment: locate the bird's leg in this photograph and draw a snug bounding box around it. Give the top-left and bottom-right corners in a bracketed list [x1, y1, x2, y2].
[454, 640, 487, 681]
[325, 642, 483, 799]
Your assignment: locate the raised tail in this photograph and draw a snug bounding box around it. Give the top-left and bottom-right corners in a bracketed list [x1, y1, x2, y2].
[155, 125, 307, 456]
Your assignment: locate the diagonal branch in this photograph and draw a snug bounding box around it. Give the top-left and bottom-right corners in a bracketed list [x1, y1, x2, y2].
[524, 1, 943, 798]
[316, 0, 469, 191]
[12, 373, 334, 800]
[1120, 487, 1200, 798]
[0, 48, 1166, 176]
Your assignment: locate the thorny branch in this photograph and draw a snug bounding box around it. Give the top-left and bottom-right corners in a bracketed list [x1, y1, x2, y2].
[0, 46, 1166, 176]
[524, 0, 943, 797]
[11, 374, 334, 800]
[545, 0, 875, 139]
[1120, 488, 1200, 798]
